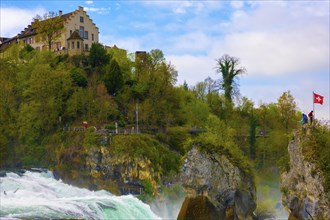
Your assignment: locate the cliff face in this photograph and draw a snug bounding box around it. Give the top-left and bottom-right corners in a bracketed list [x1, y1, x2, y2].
[178, 146, 256, 219]
[54, 134, 181, 197]
[281, 132, 330, 219]
[86, 146, 159, 195]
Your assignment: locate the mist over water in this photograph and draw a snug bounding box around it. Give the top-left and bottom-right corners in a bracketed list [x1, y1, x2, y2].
[256, 171, 289, 220]
[0, 171, 160, 219]
[150, 195, 185, 219]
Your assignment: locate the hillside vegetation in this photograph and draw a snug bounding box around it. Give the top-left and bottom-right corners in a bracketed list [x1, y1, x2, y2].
[1, 43, 327, 189]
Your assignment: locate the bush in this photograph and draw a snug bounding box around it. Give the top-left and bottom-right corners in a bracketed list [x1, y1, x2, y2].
[302, 124, 330, 192]
[166, 127, 191, 155]
[83, 127, 99, 149]
[104, 124, 116, 130]
[19, 45, 35, 59]
[70, 54, 89, 67]
[110, 134, 180, 175]
[117, 120, 126, 127]
[70, 68, 88, 88]
[189, 131, 253, 177]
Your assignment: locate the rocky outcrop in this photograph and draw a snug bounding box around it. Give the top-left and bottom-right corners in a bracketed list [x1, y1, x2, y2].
[178, 195, 221, 220]
[54, 133, 181, 197]
[281, 132, 330, 219]
[86, 146, 159, 195]
[178, 146, 256, 219]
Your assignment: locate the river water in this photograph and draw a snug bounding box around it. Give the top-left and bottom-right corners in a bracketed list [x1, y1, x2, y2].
[0, 171, 160, 219]
[0, 170, 289, 219]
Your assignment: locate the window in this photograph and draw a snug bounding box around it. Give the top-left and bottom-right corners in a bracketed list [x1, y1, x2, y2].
[79, 26, 84, 38]
[77, 41, 80, 49]
[72, 42, 74, 49]
[84, 31, 88, 39]
[70, 30, 72, 36]
[80, 16, 84, 23]
[85, 44, 88, 50]
[92, 33, 94, 41]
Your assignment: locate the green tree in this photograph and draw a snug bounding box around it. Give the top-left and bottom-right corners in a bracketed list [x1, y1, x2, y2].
[89, 43, 111, 68]
[19, 45, 35, 60]
[149, 49, 165, 68]
[215, 54, 246, 102]
[70, 68, 88, 88]
[249, 111, 257, 160]
[192, 81, 207, 102]
[183, 81, 189, 91]
[255, 104, 269, 167]
[184, 97, 210, 128]
[277, 91, 297, 132]
[237, 97, 257, 160]
[66, 87, 89, 121]
[32, 12, 64, 51]
[93, 83, 118, 123]
[103, 59, 124, 96]
[18, 63, 72, 144]
[0, 60, 19, 166]
[106, 46, 133, 82]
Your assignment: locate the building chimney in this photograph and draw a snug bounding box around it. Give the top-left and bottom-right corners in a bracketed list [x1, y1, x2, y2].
[59, 10, 62, 16]
[78, 6, 83, 11]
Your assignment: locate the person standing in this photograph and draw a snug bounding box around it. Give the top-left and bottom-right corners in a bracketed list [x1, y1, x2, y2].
[308, 110, 314, 124]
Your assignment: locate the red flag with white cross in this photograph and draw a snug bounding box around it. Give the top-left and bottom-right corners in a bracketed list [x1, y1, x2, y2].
[313, 92, 324, 105]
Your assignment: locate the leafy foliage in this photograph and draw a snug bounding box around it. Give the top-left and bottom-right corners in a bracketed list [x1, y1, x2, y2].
[302, 124, 330, 192]
[70, 68, 88, 87]
[111, 134, 180, 175]
[186, 114, 253, 176]
[19, 45, 35, 60]
[89, 42, 111, 68]
[32, 12, 64, 51]
[215, 54, 246, 102]
[103, 59, 124, 95]
[0, 46, 310, 203]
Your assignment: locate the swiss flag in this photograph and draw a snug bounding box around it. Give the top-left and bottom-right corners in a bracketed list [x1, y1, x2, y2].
[314, 93, 324, 105]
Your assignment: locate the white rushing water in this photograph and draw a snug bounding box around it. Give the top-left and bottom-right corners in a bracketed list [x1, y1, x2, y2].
[0, 170, 160, 219]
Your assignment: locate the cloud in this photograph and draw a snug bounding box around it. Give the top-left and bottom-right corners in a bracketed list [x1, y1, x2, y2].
[230, 1, 244, 9]
[142, 1, 223, 15]
[0, 7, 47, 37]
[163, 1, 329, 78]
[166, 54, 217, 86]
[212, 2, 330, 76]
[169, 32, 213, 54]
[83, 6, 111, 14]
[85, 1, 93, 5]
[210, 28, 328, 76]
[157, 1, 329, 118]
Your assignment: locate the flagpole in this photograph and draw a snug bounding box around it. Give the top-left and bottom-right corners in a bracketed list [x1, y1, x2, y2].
[136, 102, 139, 134]
[313, 91, 315, 119]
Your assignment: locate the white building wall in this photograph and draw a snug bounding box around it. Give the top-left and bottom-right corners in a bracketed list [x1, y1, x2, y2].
[62, 6, 99, 50]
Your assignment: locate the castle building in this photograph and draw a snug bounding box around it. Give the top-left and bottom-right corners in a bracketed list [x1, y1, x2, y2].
[0, 6, 99, 55]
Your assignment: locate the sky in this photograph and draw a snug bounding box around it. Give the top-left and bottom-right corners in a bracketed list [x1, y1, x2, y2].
[1, 0, 329, 121]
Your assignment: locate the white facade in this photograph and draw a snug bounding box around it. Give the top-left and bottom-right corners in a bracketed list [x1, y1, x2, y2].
[61, 6, 99, 51]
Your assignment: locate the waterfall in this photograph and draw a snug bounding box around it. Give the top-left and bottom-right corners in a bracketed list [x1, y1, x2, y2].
[0, 170, 160, 219]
